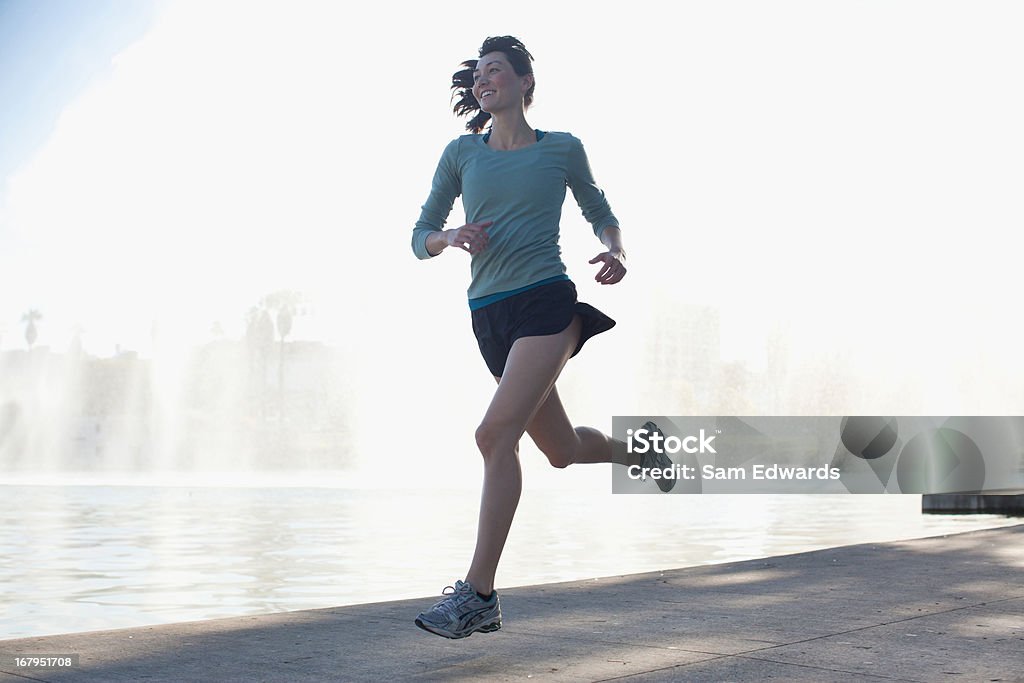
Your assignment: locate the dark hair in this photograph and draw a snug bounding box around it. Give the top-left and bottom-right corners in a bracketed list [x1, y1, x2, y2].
[451, 36, 535, 134]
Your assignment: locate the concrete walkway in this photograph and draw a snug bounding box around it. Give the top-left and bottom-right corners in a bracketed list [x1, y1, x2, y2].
[2, 524, 1022, 682]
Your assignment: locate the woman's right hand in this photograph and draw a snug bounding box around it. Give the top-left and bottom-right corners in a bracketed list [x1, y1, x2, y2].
[445, 221, 492, 256]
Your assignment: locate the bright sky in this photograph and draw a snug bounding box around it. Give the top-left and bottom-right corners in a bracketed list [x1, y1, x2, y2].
[1, 0, 1022, 392]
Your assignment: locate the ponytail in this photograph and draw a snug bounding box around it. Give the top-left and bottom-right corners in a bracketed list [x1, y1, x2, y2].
[451, 61, 491, 134]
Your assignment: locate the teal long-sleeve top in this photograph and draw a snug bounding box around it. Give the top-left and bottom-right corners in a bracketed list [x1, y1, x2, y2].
[411, 131, 619, 306]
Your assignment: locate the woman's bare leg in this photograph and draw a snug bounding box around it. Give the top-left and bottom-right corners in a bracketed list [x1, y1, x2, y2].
[524, 385, 639, 468]
[465, 316, 582, 596]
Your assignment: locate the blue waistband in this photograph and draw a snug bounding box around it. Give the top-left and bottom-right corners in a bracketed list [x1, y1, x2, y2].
[468, 274, 570, 311]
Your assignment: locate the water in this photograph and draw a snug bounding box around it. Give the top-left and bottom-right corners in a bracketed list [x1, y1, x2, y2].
[1, 478, 1019, 640]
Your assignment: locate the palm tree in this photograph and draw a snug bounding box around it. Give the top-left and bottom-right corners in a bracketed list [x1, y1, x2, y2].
[245, 305, 275, 419]
[259, 291, 305, 422]
[21, 310, 42, 350]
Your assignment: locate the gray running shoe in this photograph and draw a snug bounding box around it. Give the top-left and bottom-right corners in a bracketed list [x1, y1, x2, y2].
[640, 421, 676, 492]
[414, 580, 502, 639]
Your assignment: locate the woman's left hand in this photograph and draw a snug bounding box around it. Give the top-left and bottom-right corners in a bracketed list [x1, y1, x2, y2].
[589, 250, 627, 285]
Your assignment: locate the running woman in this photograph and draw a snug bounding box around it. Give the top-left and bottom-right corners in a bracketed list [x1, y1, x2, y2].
[411, 36, 673, 640]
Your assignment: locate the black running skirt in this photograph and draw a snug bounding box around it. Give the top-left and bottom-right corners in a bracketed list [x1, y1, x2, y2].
[470, 280, 616, 377]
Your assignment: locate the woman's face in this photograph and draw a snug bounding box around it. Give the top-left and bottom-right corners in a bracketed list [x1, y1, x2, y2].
[472, 51, 532, 114]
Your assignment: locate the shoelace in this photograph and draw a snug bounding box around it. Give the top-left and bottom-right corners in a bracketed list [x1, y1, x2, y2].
[430, 581, 476, 619]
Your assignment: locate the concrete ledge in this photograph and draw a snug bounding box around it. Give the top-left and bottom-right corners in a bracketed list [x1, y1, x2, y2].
[2, 524, 1022, 682]
[923, 493, 1024, 515]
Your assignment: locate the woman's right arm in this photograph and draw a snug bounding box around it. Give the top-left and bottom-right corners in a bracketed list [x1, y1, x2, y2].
[424, 221, 493, 256]
[412, 139, 462, 259]
[413, 139, 493, 258]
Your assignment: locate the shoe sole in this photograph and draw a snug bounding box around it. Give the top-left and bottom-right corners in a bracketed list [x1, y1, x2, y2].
[653, 456, 676, 492]
[642, 421, 676, 493]
[414, 617, 502, 639]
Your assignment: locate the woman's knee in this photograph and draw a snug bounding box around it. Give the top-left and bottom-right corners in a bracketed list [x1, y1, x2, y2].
[475, 420, 520, 460]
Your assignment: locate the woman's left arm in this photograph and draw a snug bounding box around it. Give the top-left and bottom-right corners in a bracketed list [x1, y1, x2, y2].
[566, 136, 626, 285]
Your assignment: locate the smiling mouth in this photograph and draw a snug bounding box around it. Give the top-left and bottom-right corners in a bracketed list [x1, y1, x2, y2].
[480, 90, 495, 99]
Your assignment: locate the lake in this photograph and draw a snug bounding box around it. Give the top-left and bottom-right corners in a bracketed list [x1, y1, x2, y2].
[1, 475, 1018, 640]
